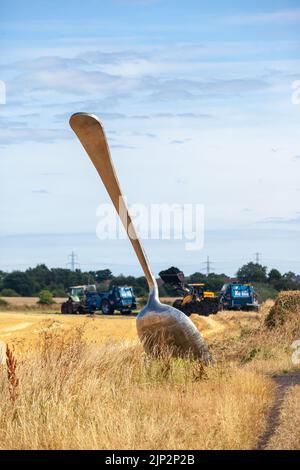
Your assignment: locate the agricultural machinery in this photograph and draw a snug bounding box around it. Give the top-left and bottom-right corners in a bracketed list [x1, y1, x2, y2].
[159, 267, 220, 316]
[61, 284, 136, 315]
[219, 283, 259, 311]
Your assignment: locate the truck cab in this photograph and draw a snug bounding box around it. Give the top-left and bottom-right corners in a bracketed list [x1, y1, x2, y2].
[69, 284, 97, 302]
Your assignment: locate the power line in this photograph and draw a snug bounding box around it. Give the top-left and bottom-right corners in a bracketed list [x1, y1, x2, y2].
[202, 256, 214, 276]
[67, 251, 80, 271]
[254, 252, 261, 264]
[206, 256, 210, 276]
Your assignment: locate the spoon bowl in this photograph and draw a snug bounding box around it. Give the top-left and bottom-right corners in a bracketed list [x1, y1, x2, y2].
[137, 287, 211, 362]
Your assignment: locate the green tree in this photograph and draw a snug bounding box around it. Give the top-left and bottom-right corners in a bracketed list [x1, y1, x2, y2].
[3, 271, 33, 296]
[189, 272, 206, 283]
[38, 289, 54, 305]
[26, 264, 52, 292]
[283, 271, 296, 281]
[0, 288, 20, 297]
[237, 262, 267, 283]
[110, 275, 136, 287]
[48, 284, 66, 297]
[268, 268, 282, 282]
[0, 270, 5, 291]
[94, 269, 113, 282]
[206, 273, 229, 292]
[188, 272, 228, 292]
[253, 283, 278, 301]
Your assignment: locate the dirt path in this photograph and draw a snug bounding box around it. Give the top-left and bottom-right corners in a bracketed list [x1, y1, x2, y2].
[256, 369, 300, 450]
[1, 322, 33, 334]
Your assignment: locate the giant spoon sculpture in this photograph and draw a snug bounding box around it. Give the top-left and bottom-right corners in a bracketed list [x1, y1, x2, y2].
[70, 113, 211, 363]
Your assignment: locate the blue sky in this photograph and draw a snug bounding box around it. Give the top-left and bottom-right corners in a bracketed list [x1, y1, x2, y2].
[0, 0, 300, 276]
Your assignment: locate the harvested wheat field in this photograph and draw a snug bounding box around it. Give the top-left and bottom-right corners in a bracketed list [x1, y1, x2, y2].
[0, 309, 261, 352]
[0, 299, 299, 450]
[0, 312, 138, 352]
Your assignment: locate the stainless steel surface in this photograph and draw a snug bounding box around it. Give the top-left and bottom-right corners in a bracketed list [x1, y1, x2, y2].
[137, 287, 211, 362]
[69, 112, 211, 363]
[0, 340, 5, 365]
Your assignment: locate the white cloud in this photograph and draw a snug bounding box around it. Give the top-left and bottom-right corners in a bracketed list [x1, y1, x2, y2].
[11, 68, 138, 96]
[227, 9, 300, 24]
[5, 56, 87, 71]
[32, 189, 49, 194]
[0, 127, 72, 145]
[258, 213, 300, 225]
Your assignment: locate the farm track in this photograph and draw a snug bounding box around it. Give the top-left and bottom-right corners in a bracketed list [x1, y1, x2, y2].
[256, 369, 300, 450]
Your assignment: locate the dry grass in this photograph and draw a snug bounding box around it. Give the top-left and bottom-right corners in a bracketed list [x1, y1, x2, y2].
[266, 385, 300, 450]
[0, 326, 273, 450]
[0, 313, 140, 354]
[210, 300, 300, 376]
[0, 297, 66, 312]
[265, 290, 300, 328]
[5, 345, 19, 404]
[259, 299, 275, 317]
[1, 299, 299, 450]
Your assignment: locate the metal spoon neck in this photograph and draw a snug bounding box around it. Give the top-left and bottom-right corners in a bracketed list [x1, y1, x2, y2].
[148, 281, 159, 301]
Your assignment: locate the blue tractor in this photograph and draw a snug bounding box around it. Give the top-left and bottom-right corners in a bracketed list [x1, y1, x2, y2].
[61, 284, 136, 315]
[219, 283, 259, 311]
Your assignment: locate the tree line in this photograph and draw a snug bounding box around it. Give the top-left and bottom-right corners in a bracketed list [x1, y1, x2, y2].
[0, 262, 299, 301]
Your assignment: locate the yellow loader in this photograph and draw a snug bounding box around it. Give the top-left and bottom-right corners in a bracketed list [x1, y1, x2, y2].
[159, 267, 220, 317]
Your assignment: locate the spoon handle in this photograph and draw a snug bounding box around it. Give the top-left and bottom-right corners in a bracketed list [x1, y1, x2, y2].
[70, 113, 157, 291]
